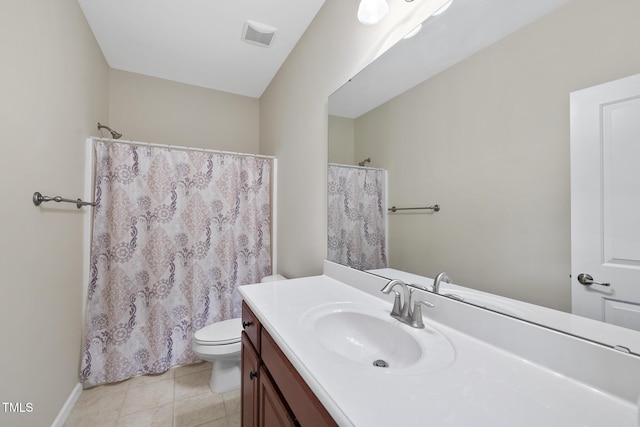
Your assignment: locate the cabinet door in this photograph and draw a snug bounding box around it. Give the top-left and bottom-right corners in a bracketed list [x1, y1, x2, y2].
[261, 329, 337, 426]
[258, 366, 296, 427]
[241, 333, 260, 427]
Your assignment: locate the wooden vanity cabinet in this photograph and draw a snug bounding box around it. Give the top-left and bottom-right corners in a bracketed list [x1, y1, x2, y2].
[241, 333, 260, 427]
[258, 365, 296, 427]
[241, 301, 337, 427]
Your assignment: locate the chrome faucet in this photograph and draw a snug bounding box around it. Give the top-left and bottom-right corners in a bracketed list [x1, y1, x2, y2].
[381, 279, 410, 320]
[432, 272, 451, 294]
[381, 279, 434, 328]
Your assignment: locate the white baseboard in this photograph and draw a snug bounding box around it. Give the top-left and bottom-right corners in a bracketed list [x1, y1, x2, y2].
[51, 382, 82, 427]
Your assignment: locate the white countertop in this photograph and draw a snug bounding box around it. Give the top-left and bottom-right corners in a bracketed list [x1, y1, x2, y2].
[239, 263, 639, 426]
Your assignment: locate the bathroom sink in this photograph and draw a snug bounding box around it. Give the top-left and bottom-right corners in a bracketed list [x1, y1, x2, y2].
[314, 310, 422, 368]
[300, 302, 456, 374]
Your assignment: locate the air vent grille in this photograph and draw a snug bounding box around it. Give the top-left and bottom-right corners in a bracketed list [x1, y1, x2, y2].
[242, 20, 276, 47]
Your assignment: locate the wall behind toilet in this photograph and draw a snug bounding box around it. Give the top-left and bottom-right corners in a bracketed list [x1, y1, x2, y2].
[108, 69, 260, 152]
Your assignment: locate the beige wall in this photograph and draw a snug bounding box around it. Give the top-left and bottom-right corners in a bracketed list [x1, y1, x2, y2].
[261, 0, 449, 278]
[353, 0, 640, 311]
[0, 0, 109, 425]
[0, 3, 259, 425]
[109, 70, 259, 152]
[328, 115, 355, 165]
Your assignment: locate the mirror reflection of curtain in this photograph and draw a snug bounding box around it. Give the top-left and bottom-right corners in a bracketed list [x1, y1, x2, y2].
[327, 164, 387, 270]
[81, 140, 272, 387]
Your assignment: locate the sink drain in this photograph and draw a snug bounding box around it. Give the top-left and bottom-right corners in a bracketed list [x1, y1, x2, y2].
[372, 359, 389, 368]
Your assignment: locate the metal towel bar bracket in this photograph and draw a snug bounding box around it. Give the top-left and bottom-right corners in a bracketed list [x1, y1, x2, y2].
[33, 191, 95, 209]
[388, 204, 440, 213]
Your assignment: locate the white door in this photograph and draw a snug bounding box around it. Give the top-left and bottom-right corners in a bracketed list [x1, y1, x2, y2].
[570, 73, 640, 331]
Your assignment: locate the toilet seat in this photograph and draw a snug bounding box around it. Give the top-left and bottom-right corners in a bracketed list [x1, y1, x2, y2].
[194, 318, 242, 346]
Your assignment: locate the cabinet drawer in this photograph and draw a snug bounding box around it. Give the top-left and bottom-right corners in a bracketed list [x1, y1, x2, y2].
[242, 301, 261, 352]
[261, 329, 337, 427]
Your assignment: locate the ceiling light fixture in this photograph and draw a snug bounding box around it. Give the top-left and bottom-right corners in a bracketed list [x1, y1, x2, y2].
[432, 0, 453, 16]
[357, 0, 389, 25]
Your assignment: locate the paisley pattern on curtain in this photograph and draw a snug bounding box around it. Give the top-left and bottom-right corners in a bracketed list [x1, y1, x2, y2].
[327, 164, 387, 270]
[81, 141, 271, 387]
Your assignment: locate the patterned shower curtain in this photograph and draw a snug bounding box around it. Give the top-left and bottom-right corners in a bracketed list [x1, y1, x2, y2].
[327, 164, 387, 270]
[81, 140, 272, 387]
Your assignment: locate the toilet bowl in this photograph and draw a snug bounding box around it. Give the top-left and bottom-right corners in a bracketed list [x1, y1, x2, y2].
[192, 275, 288, 393]
[192, 318, 243, 393]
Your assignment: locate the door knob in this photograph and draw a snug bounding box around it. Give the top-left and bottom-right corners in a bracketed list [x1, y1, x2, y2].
[577, 273, 610, 287]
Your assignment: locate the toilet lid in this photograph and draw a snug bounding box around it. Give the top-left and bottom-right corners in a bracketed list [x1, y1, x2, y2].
[194, 318, 243, 345]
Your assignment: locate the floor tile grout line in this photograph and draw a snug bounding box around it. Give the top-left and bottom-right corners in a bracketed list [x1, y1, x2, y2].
[65, 362, 243, 427]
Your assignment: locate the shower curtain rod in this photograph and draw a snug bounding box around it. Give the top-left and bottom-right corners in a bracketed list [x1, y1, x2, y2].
[328, 162, 385, 171]
[91, 137, 276, 160]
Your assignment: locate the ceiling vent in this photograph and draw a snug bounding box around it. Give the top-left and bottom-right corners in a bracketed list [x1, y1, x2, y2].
[242, 20, 276, 47]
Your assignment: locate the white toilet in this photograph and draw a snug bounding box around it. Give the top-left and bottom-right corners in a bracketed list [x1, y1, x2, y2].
[192, 317, 243, 393]
[192, 274, 287, 393]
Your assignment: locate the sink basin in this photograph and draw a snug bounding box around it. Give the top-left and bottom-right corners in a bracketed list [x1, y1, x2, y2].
[300, 302, 455, 374]
[314, 310, 422, 368]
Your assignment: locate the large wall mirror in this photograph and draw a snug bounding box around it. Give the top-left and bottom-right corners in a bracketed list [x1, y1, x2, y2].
[328, 0, 640, 351]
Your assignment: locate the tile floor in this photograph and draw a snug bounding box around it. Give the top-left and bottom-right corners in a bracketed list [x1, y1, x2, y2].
[64, 362, 241, 427]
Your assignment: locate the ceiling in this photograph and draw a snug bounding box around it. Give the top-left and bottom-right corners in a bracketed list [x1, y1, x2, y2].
[78, 0, 326, 99]
[329, 0, 570, 118]
[78, 0, 569, 106]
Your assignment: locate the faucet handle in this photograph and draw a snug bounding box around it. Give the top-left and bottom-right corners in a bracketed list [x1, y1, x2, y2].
[411, 299, 435, 329]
